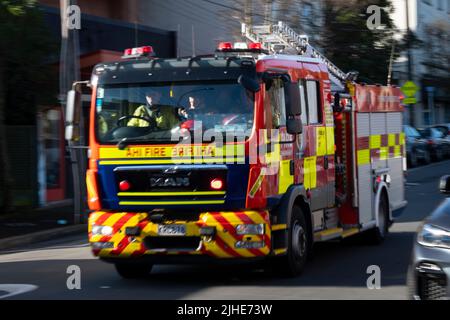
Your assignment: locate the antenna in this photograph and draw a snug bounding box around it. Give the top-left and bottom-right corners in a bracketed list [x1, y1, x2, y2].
[177, 24, 181, 58]
[192, 25, 196, 57]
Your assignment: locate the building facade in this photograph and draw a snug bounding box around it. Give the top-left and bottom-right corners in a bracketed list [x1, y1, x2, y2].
[136, 0, 323, 57]
[391, 0, 450, 127]
[12, 1, 176, 208]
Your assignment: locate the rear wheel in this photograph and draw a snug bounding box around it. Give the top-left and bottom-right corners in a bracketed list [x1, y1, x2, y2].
[114, 262, 153, 279]
[365, 194, 389, 245]
[275, 206, 311, 277]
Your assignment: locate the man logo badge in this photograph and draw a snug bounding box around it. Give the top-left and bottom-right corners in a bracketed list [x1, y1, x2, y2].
[150, 177, 190, 188]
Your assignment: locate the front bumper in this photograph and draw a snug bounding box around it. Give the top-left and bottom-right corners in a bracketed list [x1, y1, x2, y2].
[409, 241, 450, 300]
[88, 211, 271, 260]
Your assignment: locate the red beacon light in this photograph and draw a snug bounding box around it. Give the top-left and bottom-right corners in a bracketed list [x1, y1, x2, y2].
[122, 46, 155, 59]
[217, 42, 233, 52]
[248, 42, 262, 50]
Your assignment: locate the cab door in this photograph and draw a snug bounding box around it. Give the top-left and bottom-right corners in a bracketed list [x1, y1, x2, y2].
[301, 79, 331, 211]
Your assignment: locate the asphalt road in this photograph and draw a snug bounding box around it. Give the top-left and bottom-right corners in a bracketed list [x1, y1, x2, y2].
[1, 160, 449, 300]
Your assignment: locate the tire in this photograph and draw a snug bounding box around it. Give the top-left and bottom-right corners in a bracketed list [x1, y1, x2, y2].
[422, 150, 431, 164]
[365, 194, 389, 245]
[275, 206, 311, 277]
[115, 262, 153, 279]
[408, 150, 418, 167]
[434, 148, 443, 161]
[406, 265, 417, 300]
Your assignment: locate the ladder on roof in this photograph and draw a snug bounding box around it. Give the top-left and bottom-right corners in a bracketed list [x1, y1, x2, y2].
[241, 21, 350, 91]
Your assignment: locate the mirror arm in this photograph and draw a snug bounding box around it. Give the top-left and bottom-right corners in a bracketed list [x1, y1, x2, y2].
[72, 80, 90, 91]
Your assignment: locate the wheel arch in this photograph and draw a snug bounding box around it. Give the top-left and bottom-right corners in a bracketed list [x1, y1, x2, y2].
[272, 184, 313, 248]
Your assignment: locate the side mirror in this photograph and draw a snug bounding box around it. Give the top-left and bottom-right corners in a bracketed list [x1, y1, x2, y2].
[238, 75, 260, 93]
[439, 175, 450, 194]
[65, 89, 82, 141]
[284, 82, 303, 135]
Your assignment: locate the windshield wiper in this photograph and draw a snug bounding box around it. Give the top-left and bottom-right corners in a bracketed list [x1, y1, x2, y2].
[117, 137, 148, 150]
[117, 136, 182, 149]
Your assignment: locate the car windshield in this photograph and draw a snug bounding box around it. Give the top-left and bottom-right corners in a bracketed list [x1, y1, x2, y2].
[95, 81, 254, 144]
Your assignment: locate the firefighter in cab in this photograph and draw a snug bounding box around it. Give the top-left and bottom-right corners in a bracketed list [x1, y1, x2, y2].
[128, 90, 182, 130]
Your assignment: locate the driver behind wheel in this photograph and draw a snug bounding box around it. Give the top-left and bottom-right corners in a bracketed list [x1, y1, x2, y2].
[127, 90, 181, 130]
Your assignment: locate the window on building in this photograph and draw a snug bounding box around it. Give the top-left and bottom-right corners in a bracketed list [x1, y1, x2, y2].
[422, 0, 432, 6]
[437, 0, 444, 10]
[305, 80, 322, 124]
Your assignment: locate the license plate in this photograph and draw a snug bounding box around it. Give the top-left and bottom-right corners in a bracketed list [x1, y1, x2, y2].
[157, 224, 186, 236]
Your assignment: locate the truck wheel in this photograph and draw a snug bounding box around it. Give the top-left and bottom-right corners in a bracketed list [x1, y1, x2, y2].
[365, 194, 389, 245]
[114, 262, 153, 279]
[275, 206, 310, 277]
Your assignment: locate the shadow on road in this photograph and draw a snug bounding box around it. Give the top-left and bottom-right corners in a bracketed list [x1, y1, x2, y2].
[0, 230, 415, 299]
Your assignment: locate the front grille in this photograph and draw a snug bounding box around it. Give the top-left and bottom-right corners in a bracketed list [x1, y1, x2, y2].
[114, 165, 227, 202]
[417, 265, 448, 300]
[144, 236, 201, 251]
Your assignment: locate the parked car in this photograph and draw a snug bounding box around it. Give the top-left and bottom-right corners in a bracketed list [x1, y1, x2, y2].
[433, 124, 450, 152]
[418, 127, 450, 161]
[407, 175, 450, 300]
[404, 125, 430, 167]
[432, 124, 450, 137]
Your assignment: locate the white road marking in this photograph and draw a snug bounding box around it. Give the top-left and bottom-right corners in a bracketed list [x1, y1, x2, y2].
[0, 284, 38, 299]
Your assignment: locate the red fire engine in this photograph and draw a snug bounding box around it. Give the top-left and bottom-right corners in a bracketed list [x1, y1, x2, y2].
[65, 21, 407, 278]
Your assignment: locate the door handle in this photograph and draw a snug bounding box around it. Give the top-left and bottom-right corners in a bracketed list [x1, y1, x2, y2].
[324, 156, 329, 170]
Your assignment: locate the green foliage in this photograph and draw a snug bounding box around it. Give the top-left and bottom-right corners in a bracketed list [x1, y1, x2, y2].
[320, 0, 402, 84]
[0, 0, 58, 125]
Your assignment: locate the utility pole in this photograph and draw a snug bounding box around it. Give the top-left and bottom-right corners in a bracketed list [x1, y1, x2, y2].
[405, 0, 415, 126]
[60, 0, 85, 224]
[244, 0, 252, 25]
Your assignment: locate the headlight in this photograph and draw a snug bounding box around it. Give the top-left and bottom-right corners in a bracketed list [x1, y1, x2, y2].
[417, 224, 450, 249]
[236, 224, 265, 235]
[91, 225, 113, 236]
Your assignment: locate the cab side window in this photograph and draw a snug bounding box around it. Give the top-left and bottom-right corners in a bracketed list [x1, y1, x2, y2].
[304, 80, 322, 125]
[299, 82, 307, 126]
[266, 79, 286, 128]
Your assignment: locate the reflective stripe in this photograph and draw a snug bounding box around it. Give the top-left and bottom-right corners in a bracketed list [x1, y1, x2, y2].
[99, 158, 245, 165]
[303, 156, 317, 189]
[316, 127, 327, 156]
[326, 126, 335, 155]
[118, 191, 226, 197]
[89, 211, 271, 259]
[278, 160, 293, 194]
[370, 135, 381, 149]
[357, 133, 405, 165]
[274, 248, 287, 255]
[271, 224, 287, 231]
[357, 149, 370, 165]
[99, 145, 245, 159]
[119, 200, 225, 205]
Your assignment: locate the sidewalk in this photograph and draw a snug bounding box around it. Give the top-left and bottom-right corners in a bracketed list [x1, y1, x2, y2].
[0, 202, 86, 250]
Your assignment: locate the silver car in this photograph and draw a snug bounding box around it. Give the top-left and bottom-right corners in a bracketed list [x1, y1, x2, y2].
[408, 175, 450, 300]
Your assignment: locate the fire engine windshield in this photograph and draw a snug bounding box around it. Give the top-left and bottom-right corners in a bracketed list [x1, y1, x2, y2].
[95, 81, 255, 144]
